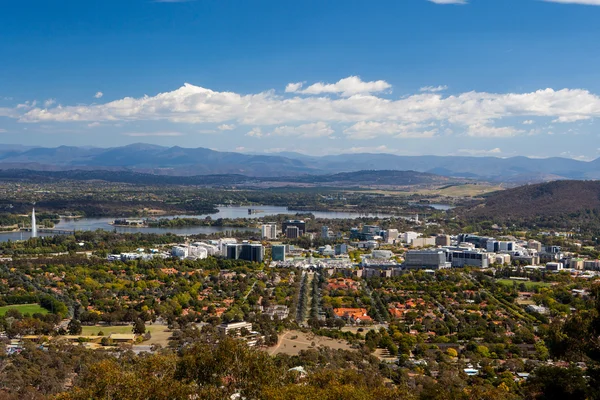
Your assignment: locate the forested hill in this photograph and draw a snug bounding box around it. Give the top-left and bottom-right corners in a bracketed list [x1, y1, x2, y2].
[458, 180, 600, 231]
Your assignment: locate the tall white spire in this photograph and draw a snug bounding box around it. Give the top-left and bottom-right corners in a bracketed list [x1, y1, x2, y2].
[31, 208, 37, 238]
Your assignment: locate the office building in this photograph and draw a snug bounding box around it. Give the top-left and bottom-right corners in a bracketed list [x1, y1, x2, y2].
[240, 243, 264, 263]
[191, 242, 219, 256]
[384, 229, 399, 244]
[546, 262, 563, 271]
[285, 226, 300, 239]
[401, 231, 420, 244]
[282, 220, 306, 236]
[372, 249, 394, 260]
[217, 321, 253, 336]
[584, 260, 600, 271]
[447, 249, 490, 269]
[486, 240, 515, 253]
[226, 243, 241, 260]
[404, 250, 451, 270]
[226, 243, 264, 263]
[261, 223, 278, 240]
[321, 226, 331, 239]
[172, 245, 189, 258]
[435, 235, 451, 247]
[412, 237, 436, 247]
[335, 243, 348, 255]
[527, 240, 542, 252]
[271, 245, 286, 262]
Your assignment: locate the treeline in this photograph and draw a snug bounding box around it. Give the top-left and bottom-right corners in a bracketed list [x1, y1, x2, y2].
[0, 294, 68, 317]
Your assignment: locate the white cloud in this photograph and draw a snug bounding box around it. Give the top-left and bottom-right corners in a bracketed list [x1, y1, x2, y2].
[235, 146, 246, 152]
[458, 148, 503, 156]
[44, 99, 56, 108]
[270, 122, 334, 138]
[345, 145, 398, 154]
[7, 78, 600, 140]
[292, 76, 391, 97]
[123, 131, 184, 137]
[542, 0, 600, 5]
[217, 124, 236, 131]
[246, 127, 263, 138]
[87, 122, 101, 128]
[420, 85, 448, 93]
[344, 121, 437, 140]
[0, 128, 7, 133]
[428, 0, 467, 4]
[467, 123, 523, 138]
[94, 92, 103, 99]
[285, 82, 304, 93]
[522, 120, 534, 125]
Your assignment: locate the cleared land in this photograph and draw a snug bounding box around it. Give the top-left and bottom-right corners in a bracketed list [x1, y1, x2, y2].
[80, 324, 172, 346]
[417, 184, 504, 197]
[496, 279, 551, 289]
[0, 304, 47, 316]
[268, 330, 353, 356]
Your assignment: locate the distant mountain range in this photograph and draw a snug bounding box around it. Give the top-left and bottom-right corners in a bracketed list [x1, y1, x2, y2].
[0, 143, 599, 182]
[0, 169, 454, 188]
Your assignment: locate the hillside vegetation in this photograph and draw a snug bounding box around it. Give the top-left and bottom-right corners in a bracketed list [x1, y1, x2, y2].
[459, 180, 600, 232]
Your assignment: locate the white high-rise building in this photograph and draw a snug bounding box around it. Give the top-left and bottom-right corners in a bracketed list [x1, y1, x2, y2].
[31, 208, 37, 238]
[261, 223, 278, 240]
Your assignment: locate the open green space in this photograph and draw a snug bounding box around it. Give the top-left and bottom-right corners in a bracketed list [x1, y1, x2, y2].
[496, 279, 551, 289]
[0, 304, 48, 316]
[81, 325, 135, 335]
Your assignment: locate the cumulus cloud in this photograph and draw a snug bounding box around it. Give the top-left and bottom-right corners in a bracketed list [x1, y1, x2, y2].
[344, 121, 437, 140]
[467, 123, 523, 138]
[94, 92, 103, 99]
[270, 122, 334, 138]
[290, 76, 391, 97]
[246, 127, 263, 138]
[0, 128, 7, 133]
[217, 124, 236, 131]
[6, 78, 600, 140]
[542, 0, 600, 5]
[123, 131, 184, 137]
[420, 85, 448, 92]
[285, 82, 303, 93]
[345, 145, 398, 154]
[522, 120, 534, 125]
[44, 99, 56, 108]
[458, 148, 503, 156]
[428, 0, 467, 4]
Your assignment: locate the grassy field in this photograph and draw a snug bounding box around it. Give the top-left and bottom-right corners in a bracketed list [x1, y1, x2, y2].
[0, 304, 48, 316]
[496, 279, 551, 289]
[268, 330, 354, 356]
[417, 184, 504, 197]
[81, 324, 172, 346]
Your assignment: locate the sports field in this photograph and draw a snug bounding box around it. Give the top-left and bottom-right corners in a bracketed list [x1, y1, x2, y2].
[496, 279, 551, 290]
[0, 304, 48, 316]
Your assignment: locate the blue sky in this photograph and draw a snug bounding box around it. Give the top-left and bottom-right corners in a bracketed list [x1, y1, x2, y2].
[2, 0, 600, 159]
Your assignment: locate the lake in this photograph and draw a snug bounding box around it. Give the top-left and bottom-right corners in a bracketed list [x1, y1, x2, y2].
[0, 204, 452, 242]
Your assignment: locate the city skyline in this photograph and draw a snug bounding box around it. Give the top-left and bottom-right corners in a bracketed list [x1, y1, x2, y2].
[2, 0, 600, 159]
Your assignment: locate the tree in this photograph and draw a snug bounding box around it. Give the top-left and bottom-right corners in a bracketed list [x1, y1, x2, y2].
[133, 318, 146, 335]
[524, 366, 588, 400]
[68, 319, 82, 335]
[535, 340, 550, 361]
[446, 348, 458, 358]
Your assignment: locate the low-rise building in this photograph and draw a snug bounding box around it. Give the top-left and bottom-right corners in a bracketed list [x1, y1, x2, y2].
[404, 250, 451, 270]
[217, 321, 253, 336]
[264, 305, 289, 320]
